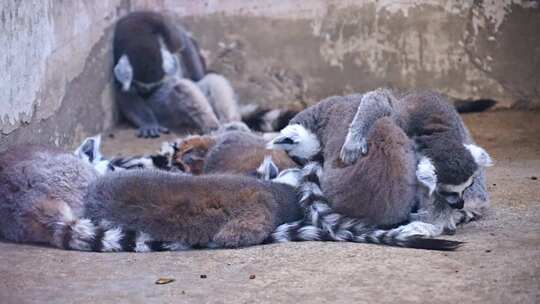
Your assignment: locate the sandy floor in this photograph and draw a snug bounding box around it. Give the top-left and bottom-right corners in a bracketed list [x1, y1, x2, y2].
[1, 110, 539, 303]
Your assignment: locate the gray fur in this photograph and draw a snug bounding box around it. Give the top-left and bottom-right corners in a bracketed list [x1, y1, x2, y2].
[0, 145, 98, 244]
[270, 162, 462, 251]
[113, 12, 241, 138]
[148, 77, 220, 134]
[341, 89, 492, 230]
[0, 145, 304, 251]
[197, 73, 241, 123]
[271, 94, 418, 227]
[83, 170, 303, 249]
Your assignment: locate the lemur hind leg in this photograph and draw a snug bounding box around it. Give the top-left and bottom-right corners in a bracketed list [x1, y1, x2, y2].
[340, 88, 396, 165]
[158, 79, 221, 133]
[197, 73, 241, 123]
[212, 196, 274, 248]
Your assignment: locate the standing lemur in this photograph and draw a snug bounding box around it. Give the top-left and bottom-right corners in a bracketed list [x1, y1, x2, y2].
[268, 90, 492, 235]
[113, 11, 240, 138]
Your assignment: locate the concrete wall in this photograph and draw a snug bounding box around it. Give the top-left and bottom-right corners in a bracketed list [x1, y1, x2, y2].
[1, 0, 539, 150]
[0, 0, 133, 150]
[142, 0, 540, 109]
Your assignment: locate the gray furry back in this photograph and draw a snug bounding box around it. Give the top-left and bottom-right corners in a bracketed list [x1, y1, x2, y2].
[82, 169, 303, 250]
[0, 145, 98, 243]
[322, 118, 418, 226]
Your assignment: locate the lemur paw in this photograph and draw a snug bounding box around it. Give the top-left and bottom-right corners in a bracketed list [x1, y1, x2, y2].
[137, 125, 169, 138]
[454, 209, 482, 225]
[339, 137, 367, 165]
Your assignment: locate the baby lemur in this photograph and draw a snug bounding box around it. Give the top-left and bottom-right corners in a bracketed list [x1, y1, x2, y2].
[113, 11, 240, 137]
[0, 144, 304, 251]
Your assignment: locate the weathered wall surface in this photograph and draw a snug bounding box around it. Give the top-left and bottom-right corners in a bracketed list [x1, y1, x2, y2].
[1, 0, 538, 150]
[0, 0, 132, 150]
[137, 0, 540, 109]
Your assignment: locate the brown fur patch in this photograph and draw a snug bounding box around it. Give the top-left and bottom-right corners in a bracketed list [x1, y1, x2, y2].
[173, 135, 216, 174]
[175, 132, 296, 176]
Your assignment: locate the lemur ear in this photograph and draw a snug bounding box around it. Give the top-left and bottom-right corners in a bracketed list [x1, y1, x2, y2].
[464, 144, 493, 167]
[161, 47, 178, 76]
[74, 135, 103, 164]
[114, 55, 133, 91]
[257, 155, 279, 181]
[416, 156, 437, 195]
[273, 168, 303, 187]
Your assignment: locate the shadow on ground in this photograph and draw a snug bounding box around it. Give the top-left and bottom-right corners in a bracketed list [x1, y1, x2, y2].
[1, 110, 539, 303]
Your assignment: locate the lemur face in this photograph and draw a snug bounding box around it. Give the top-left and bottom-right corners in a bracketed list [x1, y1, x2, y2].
[436, 176, 474, 209]
[113, 41, 180, 95]
[267, 124, 321, 161]
[417, 144, 492, 209]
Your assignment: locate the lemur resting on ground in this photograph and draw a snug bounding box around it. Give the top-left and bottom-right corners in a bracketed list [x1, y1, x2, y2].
[0, 141, 461, 251]
[269, 90, 491, 235]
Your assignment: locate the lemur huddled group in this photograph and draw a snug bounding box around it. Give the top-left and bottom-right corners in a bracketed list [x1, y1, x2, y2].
[0, 11, 493, 252]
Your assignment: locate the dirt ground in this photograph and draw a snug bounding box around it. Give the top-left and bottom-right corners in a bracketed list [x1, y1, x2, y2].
[1, 110, 539, 304]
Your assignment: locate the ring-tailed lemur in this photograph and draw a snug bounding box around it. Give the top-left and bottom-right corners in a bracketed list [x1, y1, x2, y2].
[113, 11, 240, 137]
[269, 162, 461, 250]
[74, 135, 171, 175]
[1, 143, 460, 251]
[268, 90, 491, 235]
[80, 127, 296, 178]
[339, 89, 492, 227]
[268, 95, 421, 228]
[0, 143, 306, 251]
[200, 130, 296, 176]
[275, 116, 419, 228]
[240, 104, 302, 132]
[3, 141, 464, 252]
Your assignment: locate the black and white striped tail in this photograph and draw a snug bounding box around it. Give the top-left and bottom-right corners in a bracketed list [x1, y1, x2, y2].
[270, 163, 463, 251]
[50, 206, 189, 252]
[108, 154, 171, 171]
[240, 104, 300, 132]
